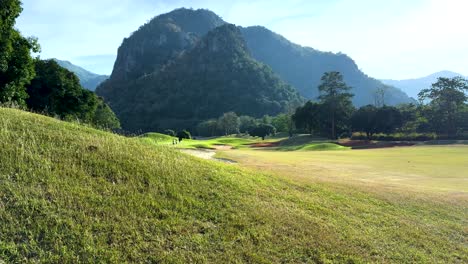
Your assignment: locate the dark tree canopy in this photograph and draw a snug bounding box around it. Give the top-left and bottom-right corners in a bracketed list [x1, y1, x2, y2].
[0, 0, 40, 106]
[26, 60, 120, 129]
[250, 124, 276, 140]
[351, 105, 403, 139]
[351, 105, 378, 139]
[292, 101, 322, 135]
[197, 119, 219, 137]
[177, 130, 192, 142]
[419, 77, 468, 136]
[239, 116, 258, 134]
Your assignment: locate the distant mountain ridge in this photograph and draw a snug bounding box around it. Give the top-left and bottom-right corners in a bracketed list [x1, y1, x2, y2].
[53, 59, 108, 91]
[240, 26, 412, 106]
[97, 8, 414, 132]
[381, 71, 467, 99]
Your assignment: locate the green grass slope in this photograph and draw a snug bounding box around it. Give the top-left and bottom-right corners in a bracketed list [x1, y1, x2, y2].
[274, 135, 349, 151]
[0, 108, 466, 263]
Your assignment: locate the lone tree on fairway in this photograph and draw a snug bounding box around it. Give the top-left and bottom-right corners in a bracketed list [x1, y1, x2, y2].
[318, 72, 354, 139]
[177, 130, 191, 142]
[419, 77, 468, 137]
[250, 124, 276, 140]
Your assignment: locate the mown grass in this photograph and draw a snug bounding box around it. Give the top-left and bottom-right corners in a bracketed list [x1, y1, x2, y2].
[141, 133, 263, 149]
[219, 146, 468, 193]
[141, 133, 347, 152]
[1, 108, 467, 263]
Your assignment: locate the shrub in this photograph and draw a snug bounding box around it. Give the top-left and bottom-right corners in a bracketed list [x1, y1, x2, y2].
[177, 130, 191, 142]
[351, 132, 437, 141]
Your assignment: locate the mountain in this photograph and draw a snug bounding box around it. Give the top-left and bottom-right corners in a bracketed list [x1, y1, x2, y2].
[97, 8, 413, 132]
[240, 26, 413, 106]
[97, 23, 303, 132]
[110, 8, 225, 83]
[54, 59, 109, 91]
[381, 71, 467, 99]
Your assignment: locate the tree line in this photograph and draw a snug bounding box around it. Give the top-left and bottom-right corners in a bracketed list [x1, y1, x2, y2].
[292, 72, 467, 140]
[195, 112, 278, 140]
[187, 72, 467, 141]
[0, 1, 120, 130]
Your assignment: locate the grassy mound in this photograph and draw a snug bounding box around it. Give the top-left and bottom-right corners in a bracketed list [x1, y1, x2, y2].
[275, 136, 350, 151]
[0, 108, 466, 263]
[277, 142, 349, 151]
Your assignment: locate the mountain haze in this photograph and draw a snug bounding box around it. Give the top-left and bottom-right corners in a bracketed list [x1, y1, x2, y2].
[381, 71, 467, 99]
[54, 59, 109, 91]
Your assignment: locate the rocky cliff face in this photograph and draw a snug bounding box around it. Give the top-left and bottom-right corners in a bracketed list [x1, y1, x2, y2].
[109, 8, 225, 83]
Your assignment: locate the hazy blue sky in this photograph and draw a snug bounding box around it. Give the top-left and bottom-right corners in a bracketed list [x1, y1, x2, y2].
[16, 0, 468, 79]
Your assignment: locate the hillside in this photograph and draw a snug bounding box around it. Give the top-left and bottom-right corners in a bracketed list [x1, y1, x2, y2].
[381, 71, 467, 98]
[98, 24, 303, 132]
[1, 107, 466, 262]
[240, 26, 413, 106]
[54, 59, 109, 91]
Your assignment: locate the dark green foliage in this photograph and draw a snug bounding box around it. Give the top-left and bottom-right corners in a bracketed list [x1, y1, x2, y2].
[374, 106, 403, 134]
[26, 59, 120, 129]
[164, 129, 176, 137]
[239, 116, 258, 134]
[54, 59, 108, 91]
[351, 105, 378, 139]
[196, 119, 219, 137]
[351, 105, 403, 139]
[92, 99, 121, 130]
[98, 23, 303, 132]
[419, 77, 468, 137]
[177, 130, 191, 141]
[240, 26, 413, 106]
[397, 103, 419, 132]
[292, 101, 322, 135]
[0, 0, 22, 71]
[271, 113, 294, 135]
[217, 112, 240, 135]
[318, 72, 355, 139]
[0, 0, 39, 106]
[250, 123, 276, 140]
[351, 132, 438, 141]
